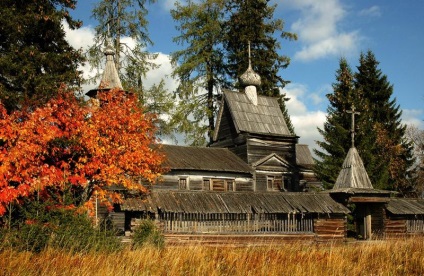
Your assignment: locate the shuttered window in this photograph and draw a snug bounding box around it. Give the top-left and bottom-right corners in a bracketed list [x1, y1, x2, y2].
[179, 178, 188, 190]
[267, 176, 284, 191]
[203, 178, 235, 191]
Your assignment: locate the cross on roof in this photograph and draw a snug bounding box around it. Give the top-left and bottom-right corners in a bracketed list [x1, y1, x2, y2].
[346, 104, 360, 148]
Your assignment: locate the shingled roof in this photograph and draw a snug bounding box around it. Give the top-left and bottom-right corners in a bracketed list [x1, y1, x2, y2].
[121, 191, 350, 214]
[215, 89, 291, 137]
[333, 147, 374, 190]
[386, 198, 424, 215]
[296, 144, 315, 169]
[160, 144, 252, 174]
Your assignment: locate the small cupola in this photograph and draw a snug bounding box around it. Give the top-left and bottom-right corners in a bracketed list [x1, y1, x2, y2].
[239, 41, 261, 105]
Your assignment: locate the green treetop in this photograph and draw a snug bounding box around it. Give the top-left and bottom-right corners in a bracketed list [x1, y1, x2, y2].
[0, 0, 84, 112]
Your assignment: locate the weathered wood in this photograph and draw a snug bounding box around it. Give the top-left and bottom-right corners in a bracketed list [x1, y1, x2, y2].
[349, 197, 389, 203]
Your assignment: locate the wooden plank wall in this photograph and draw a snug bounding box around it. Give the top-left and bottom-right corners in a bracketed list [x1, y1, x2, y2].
[314, 215, 346, 241]
[370, 204, 385, 237]
[384, 215, 424, 238]
[247, 138, 296, 166]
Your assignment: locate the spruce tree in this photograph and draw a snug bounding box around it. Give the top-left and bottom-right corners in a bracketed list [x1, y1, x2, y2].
[314, 58, 357, 188]
[224, 0, 297, 134]
[316, 51, 415, 194]
[0, 0, 84, 112]
[354, 51, 415, 193]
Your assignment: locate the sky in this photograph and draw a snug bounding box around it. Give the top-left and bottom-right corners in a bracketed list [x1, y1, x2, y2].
[66, 0, 424, 153]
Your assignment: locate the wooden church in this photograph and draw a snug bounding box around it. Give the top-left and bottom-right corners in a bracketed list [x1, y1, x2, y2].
[89, 38, 424, 241]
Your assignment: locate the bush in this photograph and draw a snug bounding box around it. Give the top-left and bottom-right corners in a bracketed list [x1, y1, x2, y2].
[0, 203, 122, 253]
[132, 219, 164, 248]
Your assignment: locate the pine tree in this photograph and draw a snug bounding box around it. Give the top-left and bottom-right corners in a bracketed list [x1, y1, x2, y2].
[314, 58, 357, 188]
[0, 0, 84, 112]
[354, 51, 415, 193]
[171, 0, 227, 145]
[223, 0, 297, 134]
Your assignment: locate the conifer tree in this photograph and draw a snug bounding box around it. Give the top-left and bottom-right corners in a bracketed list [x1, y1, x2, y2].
[316, 52, 415, 194]
[88, 0, 175, 138]
[0, 0, 84, 112]
[224, 0, 297, 134]
[171, 0, 227, 145]
[314, 58, 357, 188]
[354, 51, 415, 192]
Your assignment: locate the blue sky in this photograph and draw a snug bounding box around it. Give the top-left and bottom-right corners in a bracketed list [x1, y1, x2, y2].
[67, 0, 424, 151]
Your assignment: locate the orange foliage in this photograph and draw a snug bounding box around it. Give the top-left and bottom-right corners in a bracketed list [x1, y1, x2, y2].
[0, 87, 164, 215]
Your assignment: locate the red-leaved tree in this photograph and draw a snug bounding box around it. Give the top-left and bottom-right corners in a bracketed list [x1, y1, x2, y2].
[0, 87, 164, 216]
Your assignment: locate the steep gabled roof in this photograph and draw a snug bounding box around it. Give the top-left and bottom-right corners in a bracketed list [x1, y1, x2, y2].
[160, 144, 252, 174]
[214, 89, 291, 138]
[333, 147, 373, 190]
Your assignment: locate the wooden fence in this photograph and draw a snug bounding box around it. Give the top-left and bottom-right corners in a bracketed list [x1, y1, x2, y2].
[159, 213, 314, 234]
[407, 219, 424, 233]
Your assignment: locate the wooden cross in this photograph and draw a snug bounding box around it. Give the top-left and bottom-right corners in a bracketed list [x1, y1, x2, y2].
[346, 104, 360, 148]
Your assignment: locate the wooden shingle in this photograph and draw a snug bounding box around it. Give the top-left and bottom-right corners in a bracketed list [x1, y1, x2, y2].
[217, 89, 291, 137]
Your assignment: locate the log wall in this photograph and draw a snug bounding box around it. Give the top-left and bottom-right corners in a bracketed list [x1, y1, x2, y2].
[314, 215, 346, 241]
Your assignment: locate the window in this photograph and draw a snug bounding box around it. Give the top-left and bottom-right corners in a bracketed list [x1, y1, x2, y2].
[179, 178, 188, 190]
[204, 178, 235, 191]
[267, 175, 284, 191]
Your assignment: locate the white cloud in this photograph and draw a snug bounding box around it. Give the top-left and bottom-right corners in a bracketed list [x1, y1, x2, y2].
[359, 6, 381, 17]
[162, 0, 176, 10]
[282, 83, 327, 153]
[282, 0, 359, 61]
[402, 109, 424, 129]
[63, 22, 95, 51]
[295, 31, 359, 61]
[143, 53, 178, 92]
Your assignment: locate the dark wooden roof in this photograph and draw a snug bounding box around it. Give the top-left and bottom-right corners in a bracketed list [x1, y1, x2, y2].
[333, 147, 374, 190]
[216, 89, 291, 137]
[386, 198, 424, 215]
[121, 191, 350, 214]
[160, 145, 252, 173]
[296, 144, 315, 168]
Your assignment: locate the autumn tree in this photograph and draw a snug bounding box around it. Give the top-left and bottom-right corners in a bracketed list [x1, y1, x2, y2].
[171, 0, 227, 145]
[0, 87, 164, 219]
[0, 0, 84, 112]
[223, 0, 297, 134]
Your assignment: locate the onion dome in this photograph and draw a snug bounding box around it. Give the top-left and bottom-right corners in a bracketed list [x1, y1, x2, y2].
[239, 41, 261, 87]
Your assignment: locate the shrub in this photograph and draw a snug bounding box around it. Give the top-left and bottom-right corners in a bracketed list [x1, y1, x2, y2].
[0, 203, 122, 253]
[132, 219, 164, 248]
